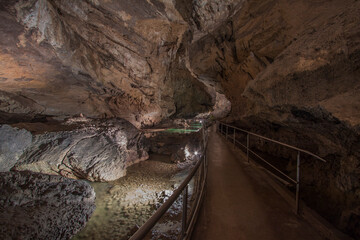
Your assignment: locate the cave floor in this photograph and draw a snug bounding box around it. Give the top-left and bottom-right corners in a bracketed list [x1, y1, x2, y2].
[72, 155, 193, 240]
[191, 126, 325, 240]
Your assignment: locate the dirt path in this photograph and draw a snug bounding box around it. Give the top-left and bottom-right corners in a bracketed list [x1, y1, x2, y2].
[191, 126, 324, 240]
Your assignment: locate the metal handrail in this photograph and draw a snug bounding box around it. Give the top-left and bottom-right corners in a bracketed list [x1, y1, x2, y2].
[220, 122, 326, 162]
[218, 121, 326, 214]
[130, 127, 207, 240]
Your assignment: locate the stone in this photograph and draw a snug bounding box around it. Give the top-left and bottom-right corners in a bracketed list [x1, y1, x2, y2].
[0, 171, 95, 240]
[0, 124, 32, 171]
[0, 0, 228, 128]
[340, 207, 360, 240]
[5, 119, 149, 182]
[177, 0, 246, 41]
[187, 0, 360, 238]
[0, 0, 359, 238]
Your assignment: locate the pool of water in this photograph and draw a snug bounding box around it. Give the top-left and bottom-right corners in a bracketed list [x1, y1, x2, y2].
[163, 122, 203, 134]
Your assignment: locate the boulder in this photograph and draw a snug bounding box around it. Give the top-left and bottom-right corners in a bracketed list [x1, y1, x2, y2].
[0, 124, 32, 171]
[2, 119, 149, 182]
[0, 171, 95, 240]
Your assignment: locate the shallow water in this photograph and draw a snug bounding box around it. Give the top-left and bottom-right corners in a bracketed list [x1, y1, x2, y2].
[72, 154, 193, 240]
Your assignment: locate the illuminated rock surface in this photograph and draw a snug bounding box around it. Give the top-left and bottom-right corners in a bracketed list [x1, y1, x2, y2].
[0, 0, 359, 238]
[145, 120, 205, 163]
[0, 0, 229, 127]
[0, 171, 95, 240]
[187, 1, 360, 238]
[0, 124, 32, 171]
[3, 118, 148, 182]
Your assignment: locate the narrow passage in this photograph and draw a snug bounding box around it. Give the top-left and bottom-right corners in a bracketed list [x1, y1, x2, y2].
[191, 126, 324, 240]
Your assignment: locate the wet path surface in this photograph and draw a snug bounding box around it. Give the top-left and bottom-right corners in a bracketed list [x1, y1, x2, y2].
[191, 126, 324, 240]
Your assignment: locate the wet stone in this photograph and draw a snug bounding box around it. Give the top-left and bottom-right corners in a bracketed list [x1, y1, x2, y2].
[73, 154, 195, 240]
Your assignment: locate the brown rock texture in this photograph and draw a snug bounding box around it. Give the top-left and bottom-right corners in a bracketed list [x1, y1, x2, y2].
[0, 171, 95, 240]
[188, 0, 360, 238]
[1, 0, 360, 238]
[0, 0, 232, 127]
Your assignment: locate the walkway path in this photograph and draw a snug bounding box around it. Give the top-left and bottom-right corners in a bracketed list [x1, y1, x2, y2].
[191, 126, 324, 240]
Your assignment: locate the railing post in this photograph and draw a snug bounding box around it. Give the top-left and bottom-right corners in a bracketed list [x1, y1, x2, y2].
[296, 151, 300, 214]
[225, 125, 228, 140]
[233, 129, 236, 148]
[181, 185, 188, 238]
[246, 133, 250, 163]
[202, 156, 205, 176]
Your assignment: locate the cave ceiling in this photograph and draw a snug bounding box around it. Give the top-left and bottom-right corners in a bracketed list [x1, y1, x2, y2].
[0, 0, 359, 131]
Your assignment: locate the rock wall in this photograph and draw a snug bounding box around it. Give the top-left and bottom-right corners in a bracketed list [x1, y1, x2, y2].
[1, 0, 359, 237]
[188, 0, 360, 238]
[0, 0, 185, 127]
[0, 0, 231, 127]
[0, 171, 95, 240]
[146, 131, 204, 163]
[169, 47, 213, 117]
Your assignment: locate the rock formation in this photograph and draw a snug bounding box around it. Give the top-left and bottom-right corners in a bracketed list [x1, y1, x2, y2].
[188, 0, 360, 238]
[0, 171, 95, 240]
[0, 0, 230, 128]
[0, 118, 148, 182]
[0, 124, 32, 172]
[145, 129, 204, 163]
[0, 0, 359, 238]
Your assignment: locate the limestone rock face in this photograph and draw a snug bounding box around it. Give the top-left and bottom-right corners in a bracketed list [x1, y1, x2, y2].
[3, 119, 148, 182]
[188, 0, 360, 238]
[0, 124, 32, 171]
[1, 0, 359, 237]
[169, 50, 213, 118]
[0, 171, 95, 240]
[0, 0, 229, 127]
[176, 0, 245, 41]
[194, 76, 231, 119]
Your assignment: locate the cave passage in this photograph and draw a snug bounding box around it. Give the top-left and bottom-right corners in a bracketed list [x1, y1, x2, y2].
[192, 126, 324, 240]
[1, 0, 359, 239]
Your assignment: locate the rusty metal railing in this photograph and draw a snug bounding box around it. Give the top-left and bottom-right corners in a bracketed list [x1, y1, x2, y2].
[218, 121, 326, 214]
[129, 127, 208, 240]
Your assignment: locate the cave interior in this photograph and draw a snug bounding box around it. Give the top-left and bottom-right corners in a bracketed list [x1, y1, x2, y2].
[0, 0, 359, 239]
